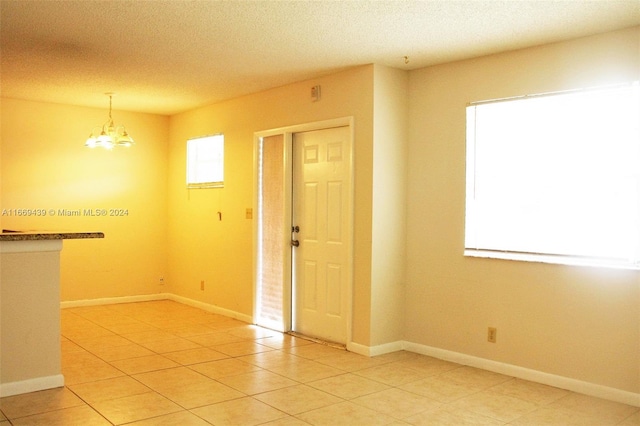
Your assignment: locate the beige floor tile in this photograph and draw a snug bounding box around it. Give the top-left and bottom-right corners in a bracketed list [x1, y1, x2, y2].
[73, 334, 135, 351]
[486, 378, 570, 406]
[205, 319, 249, 331]
[439, 367, 511, 390]
[125, 410, 212, 425]
[355, 363, 427, 386]
[138, 337, 203, 353]
[237, 350, 302, 369]
[0, 387, 84, 420]
[10, 405, 111, 426]
[62, 351, 126, 385]
[102, 321, 159, 335]
[163, 347, 229, 365]
[395, 355, 461, 377]
[133, 366, 211, 391]
[61, 323, 115, 340]
[352, 387, 442, 419]
[212, 340, 274, 356]
[268, 358, 344, 383]
[110, 354, 180, 374]
[121, 329, 178, 344]
[66, 305, 116, 318]
[258, 334, 315, 350]
[308, 372, 390, 399]
[449, 391, 538, 423]
[154, 380, 245, 409]
[180, 311, 226, 324]
[227, 324, 280, 340]
[261, 415, 313, 425]
[254, 384, 343, 415]
[217, 369, 298, 395]
[510, 406, 617, 425]
[88, 314, 147, 327]
[86, 342, 156, 362]
[191, 396, 288, 425]
[147, 318, 199, 330]
[62, 349, 104, 367]
[91, 391, 182, 424]
[399, 375, 481, 402]
[296, 401, 396, 425]
[404, 406, 504, 425]
[190, 358, 262, 379]
[186, 331, 247, 346]
[166, 323, 219, 337]
[60, 339, 85, 355]
[547, 393, 639, 424]
[68, 376, 151, 403]
[313, 350, 391, 372]
[620, 410, 640, 425]
[284, 343, 346, 359]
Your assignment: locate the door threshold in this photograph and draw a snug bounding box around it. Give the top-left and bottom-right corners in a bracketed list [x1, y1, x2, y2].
[287, 331, 346, 350]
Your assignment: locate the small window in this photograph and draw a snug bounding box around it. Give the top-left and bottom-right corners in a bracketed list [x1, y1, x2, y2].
[186, 134, 224, 188]
[465, 83, 640, 268]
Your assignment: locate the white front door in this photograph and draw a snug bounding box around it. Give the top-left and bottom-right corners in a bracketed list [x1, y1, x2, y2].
[291, 126, 351, 344]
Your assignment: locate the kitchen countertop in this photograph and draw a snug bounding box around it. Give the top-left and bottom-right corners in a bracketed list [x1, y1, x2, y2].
[0, 230, 104, 241]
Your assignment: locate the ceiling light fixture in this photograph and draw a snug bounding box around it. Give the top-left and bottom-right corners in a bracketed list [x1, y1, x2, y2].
[84, 93, 135, 149]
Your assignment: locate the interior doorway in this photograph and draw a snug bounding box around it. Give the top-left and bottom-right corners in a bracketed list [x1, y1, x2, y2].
[253, 118, 353, 345]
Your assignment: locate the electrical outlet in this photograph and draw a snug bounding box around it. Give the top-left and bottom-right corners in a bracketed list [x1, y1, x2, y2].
[488, 327, 497, 343]
[200, 280, 205, 291]
[159, 277, 164, 286]
[246, 208, 253, 219]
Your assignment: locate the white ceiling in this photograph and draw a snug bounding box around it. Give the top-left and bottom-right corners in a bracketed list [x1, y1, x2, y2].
[1, 0, 639, 115]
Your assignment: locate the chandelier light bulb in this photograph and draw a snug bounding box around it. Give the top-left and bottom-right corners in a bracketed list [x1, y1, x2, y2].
[84, 93, 135, 149]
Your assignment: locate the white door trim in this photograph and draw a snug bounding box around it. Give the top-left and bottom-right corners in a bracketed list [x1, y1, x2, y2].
[253, 117, 354, 346]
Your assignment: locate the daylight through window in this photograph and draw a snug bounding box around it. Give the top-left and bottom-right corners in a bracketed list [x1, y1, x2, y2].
[186, 134, 224, 188]
[465, 83, 640, 268]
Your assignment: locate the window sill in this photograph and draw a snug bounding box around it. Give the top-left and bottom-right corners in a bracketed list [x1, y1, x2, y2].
[464, 249, 640, 271]
[187, 182, 224, 189]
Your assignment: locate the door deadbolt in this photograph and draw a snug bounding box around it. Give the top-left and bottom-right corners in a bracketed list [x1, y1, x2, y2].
[292, 226, 300, 233]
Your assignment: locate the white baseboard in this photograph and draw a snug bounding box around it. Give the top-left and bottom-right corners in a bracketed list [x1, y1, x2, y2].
[346, 341, 370, 356]
[0, 374, 64, 397]
[165, 294, 253, 324]
[348, 340, 403, 357]
[60, 293, 252, 324]
[61, 293, 170, 309]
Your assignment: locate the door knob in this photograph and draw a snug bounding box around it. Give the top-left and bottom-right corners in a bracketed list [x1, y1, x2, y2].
[291, 240, 300, 247]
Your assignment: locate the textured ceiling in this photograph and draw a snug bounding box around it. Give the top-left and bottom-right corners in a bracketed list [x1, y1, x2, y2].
[1, 0, 639, 115]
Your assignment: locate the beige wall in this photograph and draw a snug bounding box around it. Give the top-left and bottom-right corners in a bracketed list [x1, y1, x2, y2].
[0, 99, 170, 300]
[405, 27, 640, 393]
[167, 66, 377, 346]
[370, 65, 408, 346]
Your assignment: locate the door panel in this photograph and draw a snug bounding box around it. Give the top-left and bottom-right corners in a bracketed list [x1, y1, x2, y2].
[292, 126, 351, 344]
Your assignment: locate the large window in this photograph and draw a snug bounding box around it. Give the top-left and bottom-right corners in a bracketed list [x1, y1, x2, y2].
[465, 83, 640, 268]
[186, 134, 224, 188]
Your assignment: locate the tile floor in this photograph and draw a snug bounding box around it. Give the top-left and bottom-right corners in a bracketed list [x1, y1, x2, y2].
[1, 300, 638, 425]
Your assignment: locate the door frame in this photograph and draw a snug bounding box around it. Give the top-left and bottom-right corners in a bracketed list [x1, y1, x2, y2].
[253, 117, 354, 344]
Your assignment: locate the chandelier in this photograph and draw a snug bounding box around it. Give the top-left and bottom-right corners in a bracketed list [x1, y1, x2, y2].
[84, 93, 135, 149]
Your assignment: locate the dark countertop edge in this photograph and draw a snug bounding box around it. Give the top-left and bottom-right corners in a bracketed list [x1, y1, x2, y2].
[0, 232, 105, 241]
